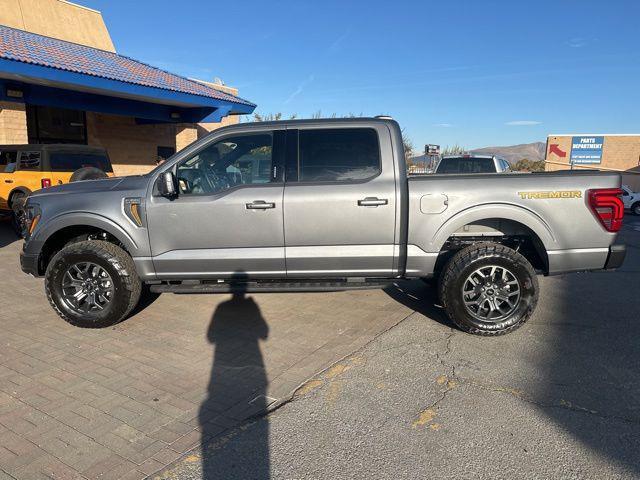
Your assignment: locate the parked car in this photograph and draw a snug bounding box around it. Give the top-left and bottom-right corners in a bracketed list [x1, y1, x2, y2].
[622, 184, 640, 215]
[435, 154, 511, 174]
[0, 144, 113, 232]
[19, 118, 626, 336]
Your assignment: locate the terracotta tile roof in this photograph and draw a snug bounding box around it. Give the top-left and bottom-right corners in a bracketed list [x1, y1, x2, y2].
[0, 24, 255, 107]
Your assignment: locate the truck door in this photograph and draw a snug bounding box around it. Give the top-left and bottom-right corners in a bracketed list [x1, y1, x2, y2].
[146, 129, 286, 278]
[283, 125, 398, 277]
[0, 149, 18, 210]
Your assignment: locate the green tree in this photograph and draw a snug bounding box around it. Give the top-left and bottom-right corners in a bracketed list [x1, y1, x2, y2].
[401, 129, 414, 163]
[252, 112, 298, 122]
[512, 158, 546, 172]
[441, 144, 467, 155]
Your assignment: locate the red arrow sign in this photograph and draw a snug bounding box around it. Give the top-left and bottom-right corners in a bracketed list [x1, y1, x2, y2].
[549, 144, 567, 157]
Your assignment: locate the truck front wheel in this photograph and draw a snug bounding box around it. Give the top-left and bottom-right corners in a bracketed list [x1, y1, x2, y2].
[45, 240, 142, 328]
[438, 242, 539, 336]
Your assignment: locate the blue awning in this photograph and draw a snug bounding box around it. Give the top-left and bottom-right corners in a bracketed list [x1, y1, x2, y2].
[0, 24, 256, 123]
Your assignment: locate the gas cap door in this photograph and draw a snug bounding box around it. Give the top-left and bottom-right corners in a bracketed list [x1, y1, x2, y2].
[420, 193, 449, 214]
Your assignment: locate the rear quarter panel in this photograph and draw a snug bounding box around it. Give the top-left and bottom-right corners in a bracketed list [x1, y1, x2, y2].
[407, 171, 621, 275]
[0, 171, 43, 207]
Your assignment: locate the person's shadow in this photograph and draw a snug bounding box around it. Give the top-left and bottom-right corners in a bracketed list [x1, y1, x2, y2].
[198, 275, 270, 479]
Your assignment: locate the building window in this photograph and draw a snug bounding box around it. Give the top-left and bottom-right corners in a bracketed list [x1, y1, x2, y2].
[26, 105, 87, 144]
[157, 146, 176, 164]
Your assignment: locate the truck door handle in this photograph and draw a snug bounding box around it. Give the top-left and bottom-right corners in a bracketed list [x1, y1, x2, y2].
[358, 197, 388, 207]
[246, 200, 276, 210]
[4, 179, 13, 184]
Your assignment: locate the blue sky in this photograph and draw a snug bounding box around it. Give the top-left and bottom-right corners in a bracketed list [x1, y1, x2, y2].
[83, 0, 640, 150]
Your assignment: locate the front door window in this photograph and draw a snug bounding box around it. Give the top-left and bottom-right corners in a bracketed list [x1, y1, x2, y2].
[176, 133, 273, 195]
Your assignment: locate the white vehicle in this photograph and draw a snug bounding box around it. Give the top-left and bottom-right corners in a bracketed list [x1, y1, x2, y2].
[435, 154, 512, 174]
[622, 185, 640, 215]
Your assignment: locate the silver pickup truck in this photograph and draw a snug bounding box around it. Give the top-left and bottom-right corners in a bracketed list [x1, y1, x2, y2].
[19, 118, 626, 335]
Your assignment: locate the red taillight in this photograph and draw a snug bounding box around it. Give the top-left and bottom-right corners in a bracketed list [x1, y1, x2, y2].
[588, 188, 624, 233]
[41, 178, 51, 189]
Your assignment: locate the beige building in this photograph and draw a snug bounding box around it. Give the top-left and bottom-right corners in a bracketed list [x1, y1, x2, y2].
[0, 0, 254, 176]
[545, 134, 640, 191]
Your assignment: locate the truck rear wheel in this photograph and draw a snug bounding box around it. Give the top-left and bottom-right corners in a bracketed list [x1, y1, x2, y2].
[45, 240, 141, 328]
[438, 242, 538, 336]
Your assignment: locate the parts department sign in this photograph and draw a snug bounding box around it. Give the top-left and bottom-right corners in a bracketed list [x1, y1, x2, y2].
[571, 136, 604, 164]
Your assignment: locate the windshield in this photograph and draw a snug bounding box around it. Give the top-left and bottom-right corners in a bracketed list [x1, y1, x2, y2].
[437, 157, 495, 174]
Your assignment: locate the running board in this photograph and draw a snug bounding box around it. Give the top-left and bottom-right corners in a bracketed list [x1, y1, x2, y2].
[148, 279, 394, 294]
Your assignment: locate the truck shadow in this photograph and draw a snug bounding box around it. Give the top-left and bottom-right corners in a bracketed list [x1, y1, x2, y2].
[383, 279, 455, 329]
[0, 220, 19, 248]
[385, 236, 640, 475]
[531, 230, 640, 474]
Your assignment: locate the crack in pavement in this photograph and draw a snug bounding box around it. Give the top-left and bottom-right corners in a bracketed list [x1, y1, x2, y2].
[422, 329, 640, 428]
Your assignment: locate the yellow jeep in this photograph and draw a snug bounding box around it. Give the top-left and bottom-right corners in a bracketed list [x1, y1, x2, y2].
[0, 144, 113, 217]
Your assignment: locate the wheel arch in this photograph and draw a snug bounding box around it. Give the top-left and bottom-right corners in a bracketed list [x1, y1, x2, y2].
[36, 214, 138, 274]
[8, 187, 32, 208]
[431, 203, 556, 251]
[428, 204, 555, 275]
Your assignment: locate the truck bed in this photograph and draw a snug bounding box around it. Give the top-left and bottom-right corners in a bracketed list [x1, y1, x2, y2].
[405, 170, 622, 275]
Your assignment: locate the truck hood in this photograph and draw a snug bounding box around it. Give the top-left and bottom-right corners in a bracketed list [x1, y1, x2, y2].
[29, 175, 149, 199]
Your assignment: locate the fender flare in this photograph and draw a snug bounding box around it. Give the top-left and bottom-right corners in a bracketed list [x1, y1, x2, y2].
[37, 212, 138, 254]
[8, 187, 32, 208]
[430, 203, 558, 253]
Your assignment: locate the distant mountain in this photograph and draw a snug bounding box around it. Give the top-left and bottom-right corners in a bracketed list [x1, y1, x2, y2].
[470, 142, 546, 164]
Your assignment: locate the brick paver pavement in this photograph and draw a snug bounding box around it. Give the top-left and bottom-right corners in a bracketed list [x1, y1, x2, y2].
[0, 223, 413, 479]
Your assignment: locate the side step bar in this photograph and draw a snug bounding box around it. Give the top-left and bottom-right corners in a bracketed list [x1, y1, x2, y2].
[149, 279, 394, 294]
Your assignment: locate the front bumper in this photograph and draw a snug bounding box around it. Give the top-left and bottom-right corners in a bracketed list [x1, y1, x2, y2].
[20, 249, 40, 277]
[604, 244, 626, 270]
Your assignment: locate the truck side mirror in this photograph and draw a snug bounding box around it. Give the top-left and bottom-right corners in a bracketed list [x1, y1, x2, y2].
[157, 171, 177, 197]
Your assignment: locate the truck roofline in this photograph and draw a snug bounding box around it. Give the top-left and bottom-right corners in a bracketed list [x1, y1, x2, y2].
[209, 117, 400, 132]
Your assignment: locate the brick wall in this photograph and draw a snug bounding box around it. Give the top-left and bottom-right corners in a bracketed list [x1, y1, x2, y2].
[0, 106, 241, 177]
[0, 101, 28, 144]
[86, 113, 239, 176]
[197, 115, 239, 139]
[546, 135, 640, 191]
[86, 112, 176, 176]
[175, 124, 197, 152]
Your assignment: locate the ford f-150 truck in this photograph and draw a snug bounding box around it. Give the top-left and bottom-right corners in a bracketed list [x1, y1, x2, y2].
[19, 118, 626, 335]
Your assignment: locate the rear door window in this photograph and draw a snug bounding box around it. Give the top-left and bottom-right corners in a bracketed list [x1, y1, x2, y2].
[297, 128, 380, 182]
[49, 153, 113, 172]
[0, 150, 17, 173]
[17, 151, 41, 171]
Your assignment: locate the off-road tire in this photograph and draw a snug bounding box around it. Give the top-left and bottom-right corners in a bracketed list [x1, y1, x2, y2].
[45, 240, 141, 328]
[632, 202, 640, 216]
[9, 191, 26, 237]
[438, 242, 539, 336]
